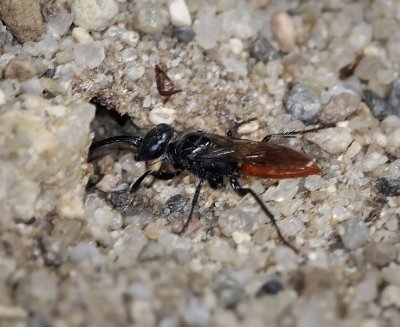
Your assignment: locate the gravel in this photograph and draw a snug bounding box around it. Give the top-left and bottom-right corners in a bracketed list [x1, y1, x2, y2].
[1, 0, 400, 326]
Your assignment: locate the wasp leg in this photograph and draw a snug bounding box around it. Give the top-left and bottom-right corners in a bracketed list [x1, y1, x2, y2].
[130, 170, 182, 193]
[262, 124, 335, 143]
[208, 176, 224, 190]
[227, 118, 257, 138]
[177, 178, 205, 235]
[229, 178, 298, 253]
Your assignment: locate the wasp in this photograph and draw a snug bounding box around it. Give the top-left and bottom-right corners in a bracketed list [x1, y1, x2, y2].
[90, 119, 328, 252]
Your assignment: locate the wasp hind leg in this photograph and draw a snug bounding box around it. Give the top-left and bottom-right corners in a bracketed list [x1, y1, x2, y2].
[229, 177, 298, 253]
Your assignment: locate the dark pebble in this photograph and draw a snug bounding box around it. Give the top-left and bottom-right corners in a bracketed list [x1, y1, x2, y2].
[362, 89, 390, 119]
[165, 194, 187, 214]
[250, 36, 279, 63]
[256, 279, 283, 296]
[375, 178, 400, 197]
[172, 26, 195, 43]
[386, 78, 400, 117]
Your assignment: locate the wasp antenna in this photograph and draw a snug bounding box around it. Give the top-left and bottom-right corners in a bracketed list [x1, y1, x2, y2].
[90, 135, 142, 152]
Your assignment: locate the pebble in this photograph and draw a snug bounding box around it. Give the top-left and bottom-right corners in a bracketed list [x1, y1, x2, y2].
[133, 4, 170, 34]
[218, 204, 265, 237]
[256, 279, 283, 296]
[172, 26, 195, 43]
[0, 0, 43, 43]
[305, 127, 353, 154]
[250, 36, 279, 63]
[361, 152, 388, 172]
[318, 92, 361, 124]
[74, 42, 105, 69]
[382, 264, 400, 286]
[375, 178, 400, 196]
[380, 115, 400, 134]
[138, 242, 166, 261]
[0, 21, 13, 47]
[354, 278, 377, 302]
[169, 0, 192, 27]
[72, 27, 93, 44]
[149, 107, 176, 125]
[4, 58, 37, 80]
[124, 64, 146, 82]
[71, 0, 119, 32]
[364, 242, 398, 267]
[354, 56, 383, 82]
[338, 218, 370, 250]
[231, 231, 251, 244]
[165, 194, 187, 215]
[183, 306, 210, 327]
[193, 7, 220, 50]
[386, 78, 400, 117]
[47, 7, 73, 38]
[264, 179, 299, 202]
[271, 11, 295, 52]
[381, 285, 400, 307]
[284, 84, 321, 122]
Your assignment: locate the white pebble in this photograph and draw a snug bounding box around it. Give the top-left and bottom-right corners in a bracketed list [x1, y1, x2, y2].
[382, 264, 400, 286]
[72, 27, 93, 44]
[387, 128, 400, 150]
[149, 107, 176, 125]
[305, 127, 353, 154]
[229, 38, 244, 55]
[361, 152, 388, 172]
[232, 231, 251, 244]
[271, 11, 295, 52]
[381, 285, 400, 307]
[169, 0, 192, 27]
[71, 0, 119, 32]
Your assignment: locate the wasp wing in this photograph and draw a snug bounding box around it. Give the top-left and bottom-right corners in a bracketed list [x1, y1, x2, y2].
[190, 134, 320, 179]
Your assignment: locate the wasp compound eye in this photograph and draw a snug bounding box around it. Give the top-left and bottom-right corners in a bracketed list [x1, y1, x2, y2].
[136, 124, 175, 161]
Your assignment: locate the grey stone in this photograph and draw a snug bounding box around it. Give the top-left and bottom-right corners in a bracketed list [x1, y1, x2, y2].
[339, 218, 370, 250]
[387, 78, 400, 117]
[363, 89, 390, 119]
[250, 36, 279, 63]
[375, 178, 400, 196]
[284, 84, 321, 122]
[172, 26, 195, 43]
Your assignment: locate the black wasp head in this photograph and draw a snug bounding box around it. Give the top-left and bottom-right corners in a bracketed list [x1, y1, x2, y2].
[136, 124, 175, 161]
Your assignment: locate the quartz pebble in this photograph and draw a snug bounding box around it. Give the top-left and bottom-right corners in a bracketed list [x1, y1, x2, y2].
[271, 11, 295, 52]
[124, 64, 145, 82]
[364, 242, 398, 267]
[133, 4, 170, 34]
[72, 27, 93, 44]
[284, 84, 321, 122]
[318, 92, 361, 124]
[381, 285, 400, 307]
[169, 0, 192, 27]
[74, 42, 105, 69]
[382, 264, 400, 286]
[71, 0, 119, 32]
[338, 218, 370, 250]
[305, 127, 353, 154]
[138, 242, 166, 261]
[47, 7, 73, 38]
[193, 7, 220, 49]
